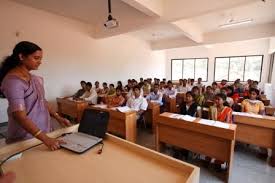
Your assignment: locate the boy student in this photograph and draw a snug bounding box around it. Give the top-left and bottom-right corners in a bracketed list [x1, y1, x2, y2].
[164, 80, 177, 98]
[126, 85, 148, 119]
[79, 82, 98, 104]
[64, 80, 86, 99]
[146, 83, 163, 106]
[212, 82, 220, 95]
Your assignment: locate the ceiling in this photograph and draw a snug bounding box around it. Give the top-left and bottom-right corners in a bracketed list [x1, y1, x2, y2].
[11, 0, 275, 49]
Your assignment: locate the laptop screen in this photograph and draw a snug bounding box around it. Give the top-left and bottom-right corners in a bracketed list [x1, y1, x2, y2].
[78, 109, 109, 138]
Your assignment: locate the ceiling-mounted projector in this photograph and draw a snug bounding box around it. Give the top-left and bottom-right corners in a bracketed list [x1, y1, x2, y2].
[104, 0, 119, 29]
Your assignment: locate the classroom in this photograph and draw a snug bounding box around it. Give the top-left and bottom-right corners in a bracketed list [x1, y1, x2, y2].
[0, 0, 275, 183]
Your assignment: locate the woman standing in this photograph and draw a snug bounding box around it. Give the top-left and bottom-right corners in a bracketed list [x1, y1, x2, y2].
[0, 41, 71, 150]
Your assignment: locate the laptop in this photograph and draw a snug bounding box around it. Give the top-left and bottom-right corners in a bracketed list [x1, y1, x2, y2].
[61, 109, 109, 153]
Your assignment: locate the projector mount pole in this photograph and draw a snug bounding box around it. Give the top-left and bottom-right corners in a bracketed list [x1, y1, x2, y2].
[108, 0, 112, 20]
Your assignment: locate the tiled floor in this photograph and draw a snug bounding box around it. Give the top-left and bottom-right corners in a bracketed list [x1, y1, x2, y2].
[136, 128, 275, 183]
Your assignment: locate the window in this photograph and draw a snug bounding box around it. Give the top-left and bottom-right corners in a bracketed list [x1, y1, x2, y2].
[171, 58, 208, 81]
[214, 55, 263, 82]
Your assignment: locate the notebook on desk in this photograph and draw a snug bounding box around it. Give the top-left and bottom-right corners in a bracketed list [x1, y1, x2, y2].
[61, 109, 109, 153]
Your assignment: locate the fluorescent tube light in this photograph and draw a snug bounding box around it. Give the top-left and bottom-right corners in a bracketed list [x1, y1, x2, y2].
[219, 19, 253, 28]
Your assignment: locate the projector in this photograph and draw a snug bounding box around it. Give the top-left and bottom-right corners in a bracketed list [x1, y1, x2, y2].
[104, 15, 119, 29]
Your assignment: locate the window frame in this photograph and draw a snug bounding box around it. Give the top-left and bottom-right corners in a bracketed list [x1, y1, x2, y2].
[171, 58, 209, 82]
[214, 55, 264, 82]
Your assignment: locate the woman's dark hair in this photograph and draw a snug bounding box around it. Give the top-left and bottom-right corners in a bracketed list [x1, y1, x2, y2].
[133, 85, 140, 91]
[0, 41, 42, 85]
[81, 80, 86, 84]
[110, 84, 114, 87]
[249, 88, 259, 95]
[227, 86, 234, 97]
[215, 93, 227, 102]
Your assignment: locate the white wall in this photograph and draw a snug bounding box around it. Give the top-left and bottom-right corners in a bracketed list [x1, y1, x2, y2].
[0, 0, 165, 122]
[165, 38, 271, 88]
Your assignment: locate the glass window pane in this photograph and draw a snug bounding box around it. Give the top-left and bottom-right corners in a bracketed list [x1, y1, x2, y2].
[229, 57, 245, 81]
[215, 58, 229, 81]
[195, 59, 208, 81]
[244, 56, 263, 81]
[172, 60, 183, 81]
[183, 59, 195, 79]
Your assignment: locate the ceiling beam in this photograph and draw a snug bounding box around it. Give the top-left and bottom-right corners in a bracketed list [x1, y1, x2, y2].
[121, 0, 163, 17]
[172, 20, 203, 43]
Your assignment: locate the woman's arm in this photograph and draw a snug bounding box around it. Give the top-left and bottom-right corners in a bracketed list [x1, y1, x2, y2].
[46, 102, 71, 127]
[12, 111, 64, 151]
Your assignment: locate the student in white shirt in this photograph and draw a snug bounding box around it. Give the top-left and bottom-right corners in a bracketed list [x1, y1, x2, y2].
[177, 79, 189, 93]
[146, 83, 163, 106]
[164, 80, 177, 98]
[126, 85, 148, 119]
[80, 82, 98, 104]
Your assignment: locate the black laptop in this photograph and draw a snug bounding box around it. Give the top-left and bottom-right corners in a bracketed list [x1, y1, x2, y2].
[61, 109, 109, 153]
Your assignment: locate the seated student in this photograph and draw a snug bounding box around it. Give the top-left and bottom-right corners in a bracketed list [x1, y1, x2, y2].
[79, 82, 97, 104]
[107, 87, 125, 107]
[251, 80, 261, 92]
[218, 79, 228, 89]
[126, 85, 148, 119]
[159, 81, 166, 95]
[209, 93, 233, 123]
[233, 79, 243, 93]
[192, 86, 204, 106]
[107, 84, 116, 96]
[189, 79, 195, 91]
[220, 87, 233, 107]
[212, 82, 220, 95]
[177, 79, 189, 93]
[117, 81, 123, 90]
[132, 79, 138, 87]
[244, 79, 253, 91]
[124, 79, 132, 91]
[146, 83, 163, 106]
[195, 78, 205, 93]
[162, 78, 166, 83]
[180, 91, 201, 117]
[143, 80, 151, 94]
[101, 82, 109, 95]
[64, 81, 86, 99]
[227, 85, 239, 102]
[140, 77, 144, 83]
[164, 80, 177, 98]
[203, 86, 215, 106]
[241, 88, 264, 115]
[94, 81, 101, 94]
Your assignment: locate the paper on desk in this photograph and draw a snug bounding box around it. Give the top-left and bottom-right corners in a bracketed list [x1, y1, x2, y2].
[169, 114, 181, 119]
[198, 119, 215, 126]
[93, 104, 107, 109]
[232, 112, 263, 118]
[213, 121, 230, 129]
[117, 106, 131, 113]
[181, 115, 196, 122]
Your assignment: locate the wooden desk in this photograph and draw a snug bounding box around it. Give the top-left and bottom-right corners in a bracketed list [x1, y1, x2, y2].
[88, 105, 137, 143]
[164, 97, 177, 113]
[261, 99, 270, 106]
[56, 98, 89, 123]
[0, 125, 200, 183]
[176, 92, 186, 108]
[145, 102, 160, 133]
[233, 112, 275, 150]
[156, 112, 236, 183]
[265, 106, 275, 116]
